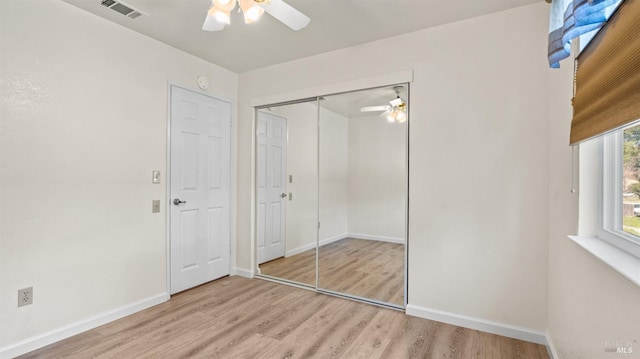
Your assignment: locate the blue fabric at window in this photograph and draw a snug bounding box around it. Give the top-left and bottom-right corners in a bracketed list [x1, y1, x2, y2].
[548, 0, 621, 68]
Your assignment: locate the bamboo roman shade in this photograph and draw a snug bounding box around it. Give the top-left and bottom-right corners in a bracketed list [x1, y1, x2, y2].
[570, 0, 640, 145]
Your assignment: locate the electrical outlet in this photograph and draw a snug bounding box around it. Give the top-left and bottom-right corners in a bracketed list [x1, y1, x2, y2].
[18, 287, 33, 307]
[152, 200, 161, 213]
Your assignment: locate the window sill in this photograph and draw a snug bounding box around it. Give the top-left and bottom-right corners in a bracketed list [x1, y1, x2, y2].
[568, 235, 640, 287]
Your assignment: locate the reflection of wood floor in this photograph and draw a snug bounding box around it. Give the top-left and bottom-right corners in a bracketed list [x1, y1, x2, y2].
[260, 238, 404, 306]
[21, 277, 550, 358]
[260, 242, 317, 286]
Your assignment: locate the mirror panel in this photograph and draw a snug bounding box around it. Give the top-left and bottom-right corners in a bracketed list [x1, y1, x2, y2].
[256, 101, 318, 287]
[318, 85, 408, 306]
[254, 84, 408, 307]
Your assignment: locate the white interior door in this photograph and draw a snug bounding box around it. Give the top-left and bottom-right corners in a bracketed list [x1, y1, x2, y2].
[257, 111, 287, 264]
[170, 86, 231, 294]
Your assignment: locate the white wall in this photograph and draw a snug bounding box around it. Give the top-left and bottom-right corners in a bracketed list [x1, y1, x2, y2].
[319, 108, 349, 242]
[238, 3, 550, 333]
[347, 115, 406, 241]
[546, 51, 640, 358]
[0, 0, 237, 353]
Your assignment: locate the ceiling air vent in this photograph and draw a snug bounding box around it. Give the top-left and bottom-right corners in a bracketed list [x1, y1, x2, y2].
[99, 0, 147, 19]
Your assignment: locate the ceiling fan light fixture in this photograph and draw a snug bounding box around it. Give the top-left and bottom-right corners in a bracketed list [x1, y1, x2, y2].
[202, 0, 309, 32]
[395, 110, 407, 123]
[212, 0, 236, 12]
[209, 6, 231, 24]
[363, 86, 407, 123]
[239, 0, 264, 23]
[386, 111, 396, 123]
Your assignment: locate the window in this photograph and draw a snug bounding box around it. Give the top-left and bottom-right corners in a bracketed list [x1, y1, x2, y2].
[599, 122, 640, 259]
[569, 0, 640, 285]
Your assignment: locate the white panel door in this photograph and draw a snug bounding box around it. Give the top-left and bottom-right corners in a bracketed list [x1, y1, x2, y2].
[257, 111, 287, 264]
[170, 86, 231, 294]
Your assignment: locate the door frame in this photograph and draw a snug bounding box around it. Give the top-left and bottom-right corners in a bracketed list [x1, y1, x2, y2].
[249, 70, 413, 308]
[166, 83, 235, 295]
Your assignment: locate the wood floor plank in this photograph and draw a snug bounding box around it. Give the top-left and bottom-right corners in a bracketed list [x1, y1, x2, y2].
[192, 290, 320, 358]
[258, 292, 329, 341]
[92, 279, 277, 358]
[340, 309, 405, 359]
[137, 284, 299, 358]
[219, 333, 281, 359]
[258, 298, 378, 359]
[18, 277, 549, 359]
[257, 298, 354, 358]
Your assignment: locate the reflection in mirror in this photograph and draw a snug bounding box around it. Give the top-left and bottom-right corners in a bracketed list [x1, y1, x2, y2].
[318, 84, 408, 307]
[256, 101, 318, 287]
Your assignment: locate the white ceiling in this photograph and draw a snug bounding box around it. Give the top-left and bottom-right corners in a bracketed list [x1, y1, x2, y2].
[61, 0, 540, 73]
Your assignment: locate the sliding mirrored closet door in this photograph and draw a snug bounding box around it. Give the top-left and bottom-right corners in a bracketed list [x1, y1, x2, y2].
[255, 84, 408, 308]
[317, 86, 408, 307]
[256, 100, 319, 287]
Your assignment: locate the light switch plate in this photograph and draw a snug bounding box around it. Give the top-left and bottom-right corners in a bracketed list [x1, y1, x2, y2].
[152, 170, 161, 184]
[152, 200, 161, 213]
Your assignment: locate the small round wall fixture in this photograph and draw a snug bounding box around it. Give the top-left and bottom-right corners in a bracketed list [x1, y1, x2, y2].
[197, 75, 210, 90]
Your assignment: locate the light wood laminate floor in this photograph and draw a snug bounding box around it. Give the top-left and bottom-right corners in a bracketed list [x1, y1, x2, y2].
[20, 276, 549, 359]
[260, 238, 404, 305]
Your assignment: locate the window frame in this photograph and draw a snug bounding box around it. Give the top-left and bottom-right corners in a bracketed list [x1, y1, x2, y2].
[598, 127, 640, 259]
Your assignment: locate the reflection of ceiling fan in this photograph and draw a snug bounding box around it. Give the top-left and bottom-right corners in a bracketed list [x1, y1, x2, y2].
[203, 0, 310, 32]
[360, 86, 407, 123]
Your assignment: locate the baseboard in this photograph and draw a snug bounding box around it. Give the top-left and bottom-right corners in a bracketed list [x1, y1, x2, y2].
[545, 333, 559, 359]
[233, 267, 254, 278]
[320, 234, 347, 246]
[285, 242, 316, 257]
[405, 304, 547, 345]
[285, 234, 347, 257]
[0, 293, 168, 359]
[347, 233, 404, 244]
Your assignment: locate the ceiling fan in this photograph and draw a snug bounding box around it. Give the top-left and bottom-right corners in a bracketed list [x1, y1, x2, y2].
[361, 86, 408, 123]
[202, 0, 310, 32]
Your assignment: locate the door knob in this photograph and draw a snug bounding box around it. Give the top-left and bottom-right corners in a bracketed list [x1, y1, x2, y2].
[280, 193, 287, 198]
[173, 198, 187, 205]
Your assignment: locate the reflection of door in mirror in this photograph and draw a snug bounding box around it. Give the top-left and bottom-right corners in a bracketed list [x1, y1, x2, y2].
[256, 111, 287, 264]
[318, 85, 408, 307]
[257, 102, 318, 287]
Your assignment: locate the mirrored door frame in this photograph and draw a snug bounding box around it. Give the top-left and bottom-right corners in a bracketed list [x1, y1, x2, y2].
[250, 76, 411, 310]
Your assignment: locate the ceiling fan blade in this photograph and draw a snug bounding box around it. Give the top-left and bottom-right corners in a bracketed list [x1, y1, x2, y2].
[379, 110, 393, 118]
[202, 13, 225, 31]
[260, 0, 310, 31]
[361, 106, 390, 112]
[389, 97, 404, 107]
